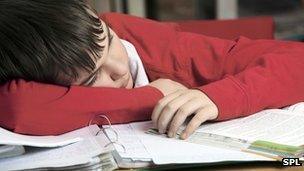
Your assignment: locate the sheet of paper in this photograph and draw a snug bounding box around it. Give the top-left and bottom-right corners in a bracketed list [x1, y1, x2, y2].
[0, 125, 111, 171]
[0, 125, 100, 147]
[105, 124, 151, 160]
[196, 109, 304, 146]
[283, 102, 304, 114]
[0, 145, 24, 159]
[130, 121, 272, 165]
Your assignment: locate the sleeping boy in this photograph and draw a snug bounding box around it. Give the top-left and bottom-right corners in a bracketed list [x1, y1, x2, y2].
[1, 0, 304, 138]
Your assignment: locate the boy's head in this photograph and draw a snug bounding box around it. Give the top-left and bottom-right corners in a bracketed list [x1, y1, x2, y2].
[0, 0, 133, 88]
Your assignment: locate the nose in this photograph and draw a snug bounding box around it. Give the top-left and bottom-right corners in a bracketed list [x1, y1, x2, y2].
[110, 73, 123, 81]
[102, 58, 129, 88]
[98, 72, 127, 88]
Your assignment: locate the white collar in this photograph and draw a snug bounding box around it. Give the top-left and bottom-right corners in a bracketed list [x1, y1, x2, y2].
[120, 39, 149, 88]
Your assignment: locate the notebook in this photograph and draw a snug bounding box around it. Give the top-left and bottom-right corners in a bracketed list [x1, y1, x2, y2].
[104, 102, 304, 166]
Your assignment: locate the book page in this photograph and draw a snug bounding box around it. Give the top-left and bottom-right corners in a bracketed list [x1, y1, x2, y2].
[0, 125, 98, 147]
[130, 121, 272, 165]
[197, 109, 304, 146]
[105, 124, 152, 160]
[283, 102, 304, 114]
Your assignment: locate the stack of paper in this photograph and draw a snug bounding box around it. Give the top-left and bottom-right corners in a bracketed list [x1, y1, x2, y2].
[0, 125, 118, 171]
[0, 125, 84, 161]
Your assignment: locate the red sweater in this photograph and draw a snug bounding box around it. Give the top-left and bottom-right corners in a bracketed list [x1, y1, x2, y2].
[1, 13, 304, 135]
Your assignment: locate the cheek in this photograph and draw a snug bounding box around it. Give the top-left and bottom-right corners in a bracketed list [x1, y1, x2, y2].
[112, 59, 129, 76]
[117, 43, 129, 63]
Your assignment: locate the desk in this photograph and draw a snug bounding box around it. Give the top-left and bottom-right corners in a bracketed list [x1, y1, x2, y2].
[184, 162, 304, 171]
[118, 162, 304, 171]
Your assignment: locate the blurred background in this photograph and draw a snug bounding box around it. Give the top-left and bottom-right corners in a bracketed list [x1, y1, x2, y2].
[88, 0, 304, 41]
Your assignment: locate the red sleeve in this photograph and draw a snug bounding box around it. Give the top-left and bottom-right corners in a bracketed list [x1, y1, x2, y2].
[197, 39, 304, 120]
[0, 80, 163, 135]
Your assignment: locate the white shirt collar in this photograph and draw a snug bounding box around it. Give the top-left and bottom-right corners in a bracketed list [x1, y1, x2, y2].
[120, 39, 149, 88]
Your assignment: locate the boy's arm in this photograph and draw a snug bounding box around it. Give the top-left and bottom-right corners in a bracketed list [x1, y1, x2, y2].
[0, 80, 163, 135]
[153, 37, 304, 139]
[197, 44, 304, 121]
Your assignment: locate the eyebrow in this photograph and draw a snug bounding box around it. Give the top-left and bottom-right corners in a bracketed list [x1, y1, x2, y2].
[80, 23, 113, 86]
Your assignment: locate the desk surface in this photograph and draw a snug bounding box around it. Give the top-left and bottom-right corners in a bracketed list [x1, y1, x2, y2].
[183, 162, 304, 171]
[122, 162, 304, 171]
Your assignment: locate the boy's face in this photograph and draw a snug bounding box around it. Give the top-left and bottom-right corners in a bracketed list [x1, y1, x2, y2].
[73, 21, 133, 89]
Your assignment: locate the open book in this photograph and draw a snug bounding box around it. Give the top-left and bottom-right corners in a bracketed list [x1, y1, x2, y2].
[196, 102, 304, 146]
[188, 102, 304, 158]
[105, 102, 304, 166]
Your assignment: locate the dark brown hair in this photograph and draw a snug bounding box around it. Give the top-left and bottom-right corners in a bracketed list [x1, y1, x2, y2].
[0, 0, 106, 85]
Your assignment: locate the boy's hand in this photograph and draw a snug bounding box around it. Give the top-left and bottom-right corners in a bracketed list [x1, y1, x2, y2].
[148, 79, 187, 96]
[151, 89, 219, 139]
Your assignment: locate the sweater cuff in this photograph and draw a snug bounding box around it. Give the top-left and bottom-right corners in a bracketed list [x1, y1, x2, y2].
[113, 85, 164, 123]
[131, 85, 164, 113]
[197, 76, 250, 121]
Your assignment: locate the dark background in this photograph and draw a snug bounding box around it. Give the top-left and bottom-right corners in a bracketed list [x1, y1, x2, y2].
[90, 0, 304, 41]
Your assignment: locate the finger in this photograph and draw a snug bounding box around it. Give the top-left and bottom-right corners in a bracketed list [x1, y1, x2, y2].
[157, 92, 194, 134]
[168, 97, 205, 138]
[151, 90, 184, 128]
[181, 107, 215, 139]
